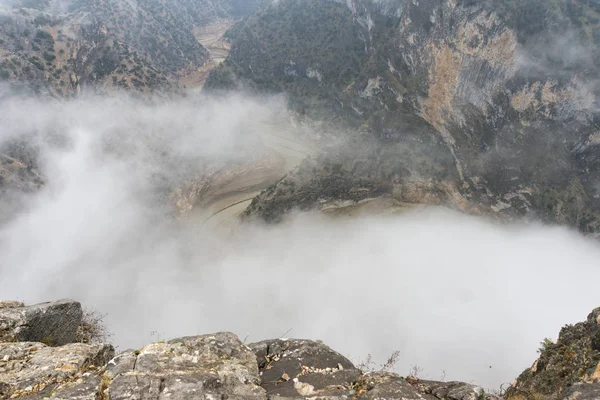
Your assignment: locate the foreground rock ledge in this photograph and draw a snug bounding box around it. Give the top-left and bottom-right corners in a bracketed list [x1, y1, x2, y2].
[0, 341, 114, 398]
[2, 300, 600, 399]
[1, 332, 493, 400]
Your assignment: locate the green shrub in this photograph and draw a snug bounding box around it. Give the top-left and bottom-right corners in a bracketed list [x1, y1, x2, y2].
[34, 29, 54, 45]
[28, 56, 44, 70]
[43, 51, 56, 62]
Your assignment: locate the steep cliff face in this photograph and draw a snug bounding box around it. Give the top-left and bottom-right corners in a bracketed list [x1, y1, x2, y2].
[207, 0, 600, 233]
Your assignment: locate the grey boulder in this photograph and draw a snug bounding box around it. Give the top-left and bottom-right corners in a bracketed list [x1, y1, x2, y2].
[250, 338, 361, 399]
[0, 299, 83, 346]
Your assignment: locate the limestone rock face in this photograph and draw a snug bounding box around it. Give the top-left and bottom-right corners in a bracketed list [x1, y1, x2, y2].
[0, 341, 114, 399]
[250, 338, 361, 399]
[103, 332, 266, 400]
[0, 299, 83, 346]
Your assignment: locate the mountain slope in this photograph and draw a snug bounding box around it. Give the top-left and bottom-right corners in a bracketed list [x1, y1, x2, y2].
[0, 0, 269, 96]
[207, 0, 600, 234]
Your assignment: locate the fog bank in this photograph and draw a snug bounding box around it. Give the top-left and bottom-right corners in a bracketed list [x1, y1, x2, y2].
[0, 93, 599, 390]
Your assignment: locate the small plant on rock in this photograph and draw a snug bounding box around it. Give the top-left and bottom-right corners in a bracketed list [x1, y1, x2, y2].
[381, 350, 401, 372]
[407, 364, 424, 380]
[77, 308, 112, 344]
[357, 350, 401, 373]
[357, 354, 376, 372]
[538, 337, 554, 354]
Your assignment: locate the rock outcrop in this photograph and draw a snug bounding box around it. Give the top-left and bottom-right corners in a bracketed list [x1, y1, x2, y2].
[507, 307, 600, 400]
[0, 341, 114, 399]
[4, 299, 600, 399]
[0, 300, 116, 399]
[0, 299, 511, 400]
[103, 332, 265, 400]
[250, 338, 361, 399]
[0, 299, 83, 346]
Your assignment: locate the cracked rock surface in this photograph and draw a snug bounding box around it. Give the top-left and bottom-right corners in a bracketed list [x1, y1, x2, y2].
[0, 341, 114, 399]
[103, 332, 266, 400]
[250, 338, 361, 399]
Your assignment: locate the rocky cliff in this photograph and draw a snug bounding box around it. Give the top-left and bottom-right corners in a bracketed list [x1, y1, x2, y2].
[207, 0, 600, 234]
[2, 299, 600, 399]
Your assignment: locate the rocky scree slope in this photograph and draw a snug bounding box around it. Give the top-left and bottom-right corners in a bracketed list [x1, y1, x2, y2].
[207, 0, 600, 234]
[3, 299, 600, 399]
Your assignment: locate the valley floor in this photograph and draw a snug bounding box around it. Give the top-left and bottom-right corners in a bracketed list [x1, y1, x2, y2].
[180, 20, 235, 89]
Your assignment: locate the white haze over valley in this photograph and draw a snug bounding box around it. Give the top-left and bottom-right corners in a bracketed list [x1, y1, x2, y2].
[1, 92, 600, 390]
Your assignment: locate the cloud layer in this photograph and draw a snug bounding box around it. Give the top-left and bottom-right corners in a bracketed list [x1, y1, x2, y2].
[0, 93, 599, 390]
